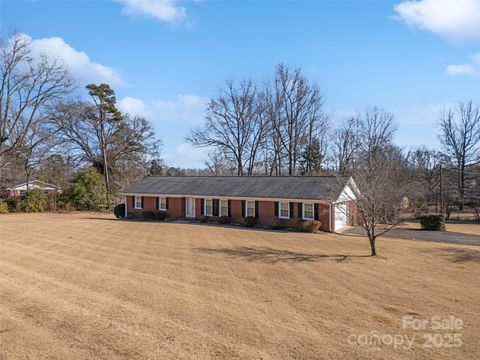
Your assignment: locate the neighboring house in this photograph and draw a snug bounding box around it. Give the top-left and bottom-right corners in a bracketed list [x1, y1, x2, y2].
[123, 176, 359, 232]
[6, 180, 61, 198]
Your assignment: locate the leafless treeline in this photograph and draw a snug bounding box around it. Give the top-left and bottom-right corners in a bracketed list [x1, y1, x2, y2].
[187, 64, 330, 176]
[0, 32, 478, 215]
[187, 65, 403, 177]
[0, 33, 160, 192]
[188, 64, 479, 220]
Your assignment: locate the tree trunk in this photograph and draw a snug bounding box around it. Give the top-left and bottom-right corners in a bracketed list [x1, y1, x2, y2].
[100, 121, 110, 192]
[459, 161, 465, 210]
[369, 236, 377, 256]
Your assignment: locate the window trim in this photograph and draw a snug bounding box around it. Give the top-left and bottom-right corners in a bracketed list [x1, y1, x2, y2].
[245, 200, 255, 218]
[302, 203, 314, 220]
[158, 197, 167, 211]
[220, 199, 228, 217]
[278, 201, 290, 219]
[204, 198, 213, 216]
[134, 196, 142, 209]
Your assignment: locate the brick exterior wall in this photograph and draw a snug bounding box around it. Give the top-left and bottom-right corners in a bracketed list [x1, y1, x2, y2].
[318, 203, 332, 232]
[125, 195, 349, 232]
[126, 195, 185, 219]
[7, 189, 59, 198]
[230, 200, 243, 223]
[348, 200, 358, 226]
[167, 197, 184, 219]
[195, 198, 202, 219]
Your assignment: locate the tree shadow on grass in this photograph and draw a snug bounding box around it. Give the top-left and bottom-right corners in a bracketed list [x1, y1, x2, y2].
[195, 246, 371, 263]
[85, 217, 118, 221]
[423, 247, 480, 263]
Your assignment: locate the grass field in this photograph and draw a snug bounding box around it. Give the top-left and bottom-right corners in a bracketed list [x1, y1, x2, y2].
[1, 213, 479, 359]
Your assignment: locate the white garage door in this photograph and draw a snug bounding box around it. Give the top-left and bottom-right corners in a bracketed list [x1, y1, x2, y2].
[334, 202, 348, 231]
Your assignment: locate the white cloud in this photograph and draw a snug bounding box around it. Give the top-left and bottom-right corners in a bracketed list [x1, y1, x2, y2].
[119, 94, 208, 124]
[446, 64, 479, 76]
[117, 0, 186, 23]
[171, 143, 209, 168]
[446, 52, 480, 77]
[152, 95, 209, 124]
[118, 97, 152, 118]
[119, 94, 209, 167]
[394, 103, 454, 148]
[394, 0, 480, 40]
[24, 34, 123, 86]
[398, 103, 452, 125]
[471, 52, 480, 64]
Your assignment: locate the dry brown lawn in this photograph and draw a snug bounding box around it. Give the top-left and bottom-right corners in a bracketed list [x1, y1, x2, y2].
[1, 213, 479, 359]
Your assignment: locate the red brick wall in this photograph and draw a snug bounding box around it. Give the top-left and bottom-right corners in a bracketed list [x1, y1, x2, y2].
[167, 197, 184, 219]
[126, 195, 335, 231]
[126, 195, 185, 219]
[195, 198, 202, 218]
[317, 203, 332, 232]
[349, 200, 358, 226]
[230, 200, 243, 223]
[8, 190, 20, 197]
[126, 195, 157, 216]
[8, 189, 59, 198]
[257, 201, 299, 227]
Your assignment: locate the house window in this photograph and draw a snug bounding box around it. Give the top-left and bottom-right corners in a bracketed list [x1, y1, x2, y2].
[220, 200, 228, 216]
[246, 200, 255, 217]
[303, 203, 314, 220]
[159, 197, 167, 210]
[135, 196, 142, 209]
[205, 199, 213, 216]
[279, 202, 290, 219]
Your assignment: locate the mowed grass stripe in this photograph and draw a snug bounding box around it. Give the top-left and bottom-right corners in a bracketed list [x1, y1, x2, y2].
[0, 240, 319, 339]
[0, 263, 267, 359]
[1, 213, 479, 359]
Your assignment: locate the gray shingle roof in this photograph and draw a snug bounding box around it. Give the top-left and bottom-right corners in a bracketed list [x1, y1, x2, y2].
[123, 176, 350, 201]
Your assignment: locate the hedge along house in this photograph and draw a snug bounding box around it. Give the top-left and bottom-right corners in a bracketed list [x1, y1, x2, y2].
[122, 176, 359, 232]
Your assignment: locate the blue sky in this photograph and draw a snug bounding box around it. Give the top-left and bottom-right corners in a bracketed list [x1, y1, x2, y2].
[2, 0, 479, 167]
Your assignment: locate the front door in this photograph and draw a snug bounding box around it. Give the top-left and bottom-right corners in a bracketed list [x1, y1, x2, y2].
[186, 197, 195, 218]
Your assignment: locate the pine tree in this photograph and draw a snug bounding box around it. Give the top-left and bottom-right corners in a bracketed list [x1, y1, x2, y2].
[299, 137, 322, 175]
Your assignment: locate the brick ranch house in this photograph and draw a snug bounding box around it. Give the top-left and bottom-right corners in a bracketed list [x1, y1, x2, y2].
[123, 176, 359, 232]
[6, 180, 61, 198]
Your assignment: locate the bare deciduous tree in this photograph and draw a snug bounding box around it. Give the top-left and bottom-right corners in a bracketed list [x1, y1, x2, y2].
[300, 107, 329, 175]
[406, 146, 444, 209]
[268, 64, 325, 175]
[337, 107, 403, 256]
[187, 79, 266, 176]
[51, 98, 160, 191]
[333, 116, 360, 175]
[0, 33, 74, 167]
[358, 106, 397, 171]
[350, 146, 407, 256]
[204, 149, 236, 175]
[438, 101, 480, 209]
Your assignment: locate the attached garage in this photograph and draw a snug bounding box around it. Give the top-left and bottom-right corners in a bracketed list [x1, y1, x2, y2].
[332, 179, 358, 232]
[334, 202, 348, 231]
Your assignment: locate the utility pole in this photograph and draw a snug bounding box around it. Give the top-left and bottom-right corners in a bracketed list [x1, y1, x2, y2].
[440, 164, 444, 215]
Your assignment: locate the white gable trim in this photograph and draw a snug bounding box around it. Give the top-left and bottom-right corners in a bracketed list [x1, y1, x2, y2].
[335, 177, 358, 203]
[7, 180, 60, 191]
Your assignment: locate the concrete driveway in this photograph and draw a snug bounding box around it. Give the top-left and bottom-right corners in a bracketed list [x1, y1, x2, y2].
[342, 226, 480, 246]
